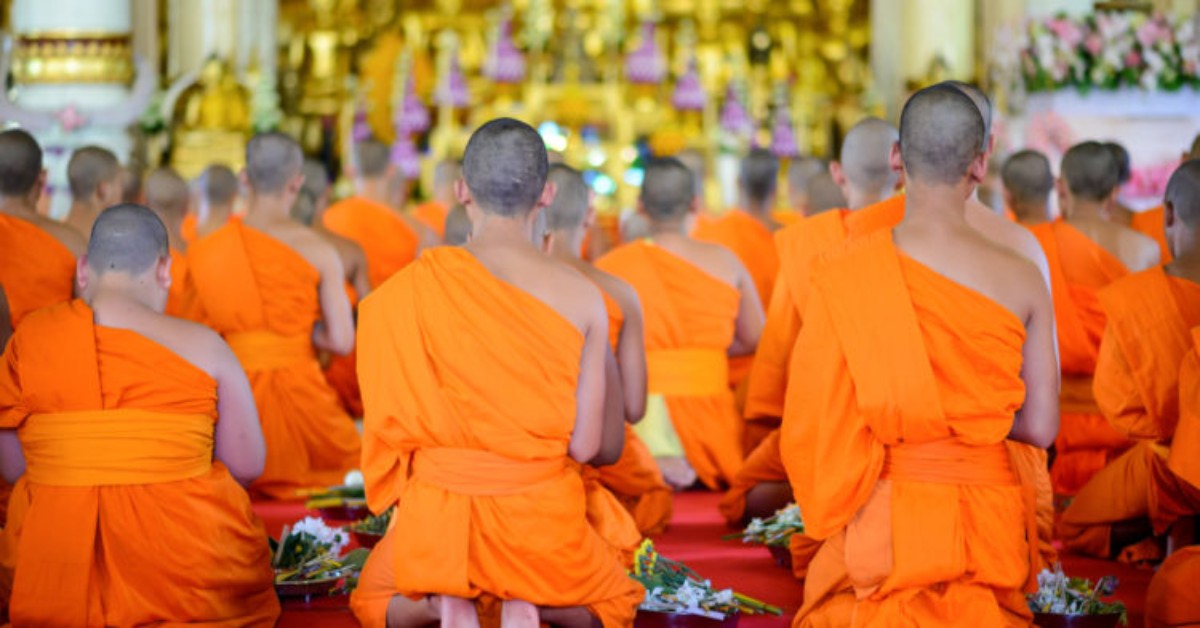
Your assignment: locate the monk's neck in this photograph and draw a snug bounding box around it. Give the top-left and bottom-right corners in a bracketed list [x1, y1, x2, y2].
[901, 183, 971, 227]
[549, 229, 586, 260]
[356, 179, 394, 209]
[1013, 204, 1049, 226]
[205, 203, 233, 223]
[846, 188, 884, 211]
[647, 220, 689, 240]
[0, 195, 38, 218]
[246, 195, 293, 222]
[741, 201, 773, 223]
[470, 213, 540, 247]
[1065, 199, 1108, 221]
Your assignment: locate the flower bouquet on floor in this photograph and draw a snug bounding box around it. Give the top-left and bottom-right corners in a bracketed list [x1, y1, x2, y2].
[272, 516, 370, 601]
[632, 540, 781, 627]
[1027, 565, 1127, 627]
[346, 506, 393, 549]
[304, 483, 369, 522]
[725, 503, 804, 569]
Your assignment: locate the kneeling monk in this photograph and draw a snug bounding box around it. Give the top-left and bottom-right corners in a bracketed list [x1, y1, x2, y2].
[351, 118, 643, 627]
[0, 205, 279, 625]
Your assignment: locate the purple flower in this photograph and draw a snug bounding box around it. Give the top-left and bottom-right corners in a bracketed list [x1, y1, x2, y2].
[389, 135, 421, 179]
[719, 86, 751, 137]
[626, 22, 666, 85]
[770, 114, 798, 158]
[352, 107, 372, 142]
[671, 58, 705, 111]
[396, 76, 430, 134]
[486, 19, 526, 84]
[435, 56, 470, 108]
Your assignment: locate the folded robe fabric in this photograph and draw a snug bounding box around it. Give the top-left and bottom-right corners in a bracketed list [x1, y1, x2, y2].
[597, 241, 744, 489]
[189, 222, 360, 499]
[350, 247, 643, 628]
[0, 300, 279, 626]
[166, 249, 206, 323]
[323, 196, 420, 288]
[1028, 219, 1132, 496]
[1059, 268, 1200, 556]
[783, 233, 1035, 627]
[1145, 546, 1200, 628]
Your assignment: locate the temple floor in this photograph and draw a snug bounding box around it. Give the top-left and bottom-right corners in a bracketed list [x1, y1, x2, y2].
[255, 491, 1151, 627]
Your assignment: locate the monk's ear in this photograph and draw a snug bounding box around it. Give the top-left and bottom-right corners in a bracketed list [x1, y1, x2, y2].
[829, 161, 846, 187]
[31, 170, 47, 204]
[75, 256, 90, 295]
[539, 181, 558, 209]
[157, 255, 173, 290]
[888, 141, 903, 176]
[583, 193, 597, 229]
[238, 170, 251, 193]
[1165, 201, 1177, 229]
[966, 152, 987, 186]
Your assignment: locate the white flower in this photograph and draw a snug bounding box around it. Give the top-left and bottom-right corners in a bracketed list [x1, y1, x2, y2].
[291, 516, 349, 557]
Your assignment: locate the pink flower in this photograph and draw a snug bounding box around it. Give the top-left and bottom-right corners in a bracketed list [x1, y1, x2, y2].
[56, 105, 87, 132]
[1048, 19, 1084, 47]
[1124, 50, 1142, 67]
[1085, 34, 1102, 55]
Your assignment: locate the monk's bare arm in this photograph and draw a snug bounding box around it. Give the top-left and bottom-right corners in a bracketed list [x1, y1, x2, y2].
[612, 281, 647, 422]
[312, 243, 355, 356]
[0, 342, 25, 482]
[1010, 274, 1059, 449]
[589, 348, 628, 466]
[0, 284, 11, 351]
[350, 248, 372, 301]
[728, 259, 765, 357]
[209, 333, 268, 484]
[568, 285, 609, 464]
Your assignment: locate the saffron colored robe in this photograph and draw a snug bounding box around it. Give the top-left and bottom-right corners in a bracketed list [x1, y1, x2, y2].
[593, 290, 673, 536]
[0, 301, 279, 626]
[166, 249, 205, 323]
[1132, 205, 1171, 264]
[717, 429, 786, 525]
[350, 247, 643, 628]
[323, 196, 420, 288]
[597, 241, 744, 490]
[1057, 269, 1200, 557]
[413, 200, 449, 239]
[1145, 546, 1200, 628]
[1028, 220, 1132, 496]
[189, 223, 360, 499]
[1170, 328, 1200, 510]
[783, 233, 1036, 627]
[323, 283, 364, 418]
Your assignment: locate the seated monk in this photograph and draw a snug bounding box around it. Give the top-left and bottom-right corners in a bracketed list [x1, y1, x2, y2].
[784, 84, 1058, 627]
[145, 167, 205, 322]
[443, 204, 472, 246]
[293, 159, 371, 418]
[1146, 545, 1200, 628]
[1002, 149, 1054, 228]
[350, 118, 642, 628]
[323, 138, 436, 288]
[1129, 135, 1200, 265]
[597, 158, 763, 490]
[0, 129, 84, 525]
[724, 117, 901, 527]
[1031, 141, 1160, 497]
[63, 146, 124, 241]
[413, 159, 460, 239]
[1058, 160, 1200, 561]
[189, 133, 360, 499]
[544, 163, 672, 536]
[184, 164, 240, 244]
[0, 204, 279, 624]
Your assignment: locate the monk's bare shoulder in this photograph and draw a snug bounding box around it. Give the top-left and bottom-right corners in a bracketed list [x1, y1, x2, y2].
[135, 314, 234, 380]
[21, 215, 86, 256]
[579, 263, 642, 321]
[531, 257, 607, 335]
[965, 205, 1051, 287]
[1117, 227, 1162, 271]
[681, 238, 746, 288]
[963, 232, 1047, 323]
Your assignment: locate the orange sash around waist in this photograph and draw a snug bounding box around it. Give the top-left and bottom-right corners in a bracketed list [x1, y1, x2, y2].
[20, 409, 213, 486]
[646, 349, 729, 397]
[226, 331, 315, 371]
[883, 439, 1017, 486]
[1062, 375, 1099, 415]
[412, 448, 567, 496]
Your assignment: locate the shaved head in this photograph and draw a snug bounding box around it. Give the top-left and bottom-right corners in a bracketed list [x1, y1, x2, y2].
[87, 204, 168, 275]
[676, 149, 706, 197]
[787, 157, 825, 198]
[1002, 150, 1054, 207]
[740, 148, 778, 207]
[942, 80, 992, 139]
[899, 85, 986, 186]
[839, 117, 900, 197]
[1189, 134, 1200, 160]
[462, 118, 549, 217]
[640, 157, 695, 220]
[67, 146, 121, 199]
[545, 164, 589, 231]
[443, 204, 472, 246]
[433, 159, 462, 190]
[292, 159, 331, 226]
[1062, 141, 1120, 202]
[1104, 142, 1132, 185]
[200, 164, 239, 206]
[1165, 159, 1200, 228]
[807, 171, 848, 215]
[144, 167, 189, 220]
[353, 138, 392, 178]
[246, 132, 303, 195]
[0, 129, 43, 197]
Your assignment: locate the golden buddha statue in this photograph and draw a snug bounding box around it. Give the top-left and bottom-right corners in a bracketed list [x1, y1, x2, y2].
[170, 57, 251, 180]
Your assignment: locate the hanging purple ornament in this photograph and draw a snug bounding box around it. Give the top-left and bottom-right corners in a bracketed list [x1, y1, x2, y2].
[770, 113, 799, 159]
[671, 58, 705, 112]
[625, 22, 666, 85]
[486, 19, 526, 84]
[435, 55, 470, 108]
[352, 106, 372, 142]
[396, 76, 430, 134]
[719, 85, 751, 138]
[389, 135, 421, 179]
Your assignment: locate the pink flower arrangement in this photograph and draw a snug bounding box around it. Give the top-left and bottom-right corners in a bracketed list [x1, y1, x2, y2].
[625, 22, 666, 86]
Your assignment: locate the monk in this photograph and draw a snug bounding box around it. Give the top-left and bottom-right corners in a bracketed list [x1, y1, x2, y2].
[804, 171, 847, 216]
[829, 118, 903, 211]
[1145, 546, 1200, 628]
[1056, 160, 1200, 561]
[185, 164, 240, 244]
[544, 163, 672, 536]
[443, 204, 472, 246]
[323, 138, 436, 288]
[413, 159, 460, 238]
[785, 156, 826, 219]
[64, 146, 124, 239]
[597, 157, 763, 490]
[293, 159, 371, 418]
[144, 167, 205, 322]
[351, 118, 642, 628]
[1002, 149, 1054, 227]
[784, 83, 1057, 627]
[189, 132, 360, 499]
[1031, 141, 1160, 497]
[1130, 135, 1200, 265]
[0, 204, 279, 625]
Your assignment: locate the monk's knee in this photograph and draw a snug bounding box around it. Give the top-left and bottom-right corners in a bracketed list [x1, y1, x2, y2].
[538, 606, 601, 628]
[384, 595, 441, 628]
[744, 481, 793, 522]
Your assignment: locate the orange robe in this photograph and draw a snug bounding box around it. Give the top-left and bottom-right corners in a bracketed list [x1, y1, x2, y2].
[1058, 268, 1200, 557]
[323, 283, 364, 418]
[1132, 205, 1172, 264]
[1028, 219, 1132, 496]
[0, 301, 279, 625]
[181, 212, 197, 244]
[413, 200, 449, 239]
[1170, 327, 1200, 512]
[350, 248, 642, 627]
[1145, 546, 1200, 628]
[189, 223, 360, 499]
[593, 290, 673, 536]
[783, 233, 1036, 626]
[597, 241, 744, 490]
[165, 249, 205, 323]
[717, 429, 786, 525]
[323, 196, 420, 288]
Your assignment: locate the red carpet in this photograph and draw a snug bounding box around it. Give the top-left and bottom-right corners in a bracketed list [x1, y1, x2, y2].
[257, 491, 1152, 627]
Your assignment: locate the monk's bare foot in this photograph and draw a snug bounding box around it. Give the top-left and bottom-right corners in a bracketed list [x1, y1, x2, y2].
[439, 595, 481, 628]
[656, 456, 697, 490]
[500, 600, 539, 628]
[539, 606, 601, 628]
[744, 481, 793, 524]
[385, 594, 440, 627]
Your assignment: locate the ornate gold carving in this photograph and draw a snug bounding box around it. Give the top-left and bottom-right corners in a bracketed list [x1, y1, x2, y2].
[12, 33, 134, 85]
